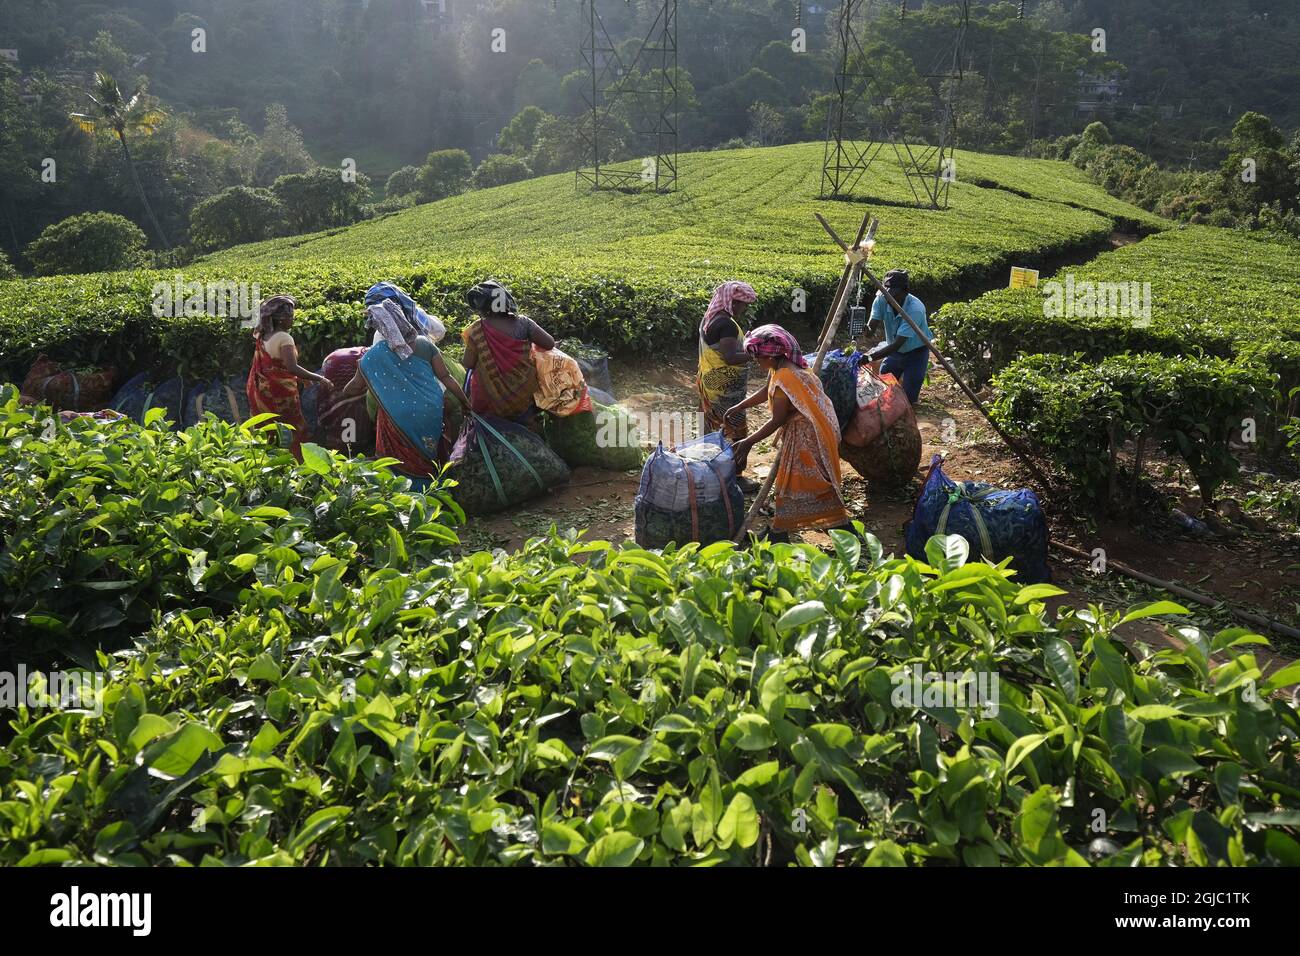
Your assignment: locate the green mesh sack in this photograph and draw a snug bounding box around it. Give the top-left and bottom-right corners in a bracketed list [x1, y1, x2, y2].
[446, 414, 570, 515]
[544, 402, 643, 471]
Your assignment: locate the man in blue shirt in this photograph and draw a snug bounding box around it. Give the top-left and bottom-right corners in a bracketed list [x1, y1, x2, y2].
[864, 269, 931, 404]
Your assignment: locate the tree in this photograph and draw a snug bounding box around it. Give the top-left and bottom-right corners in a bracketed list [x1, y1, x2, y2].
[271, 167, 372, 235]
[25, 212, 149, 276]
[415, 149, 472, 203]
[69, 72, 171, 249]
[514, 59, 563, 114]
[0, 249, 17, 280]
[189, 186, 285, 252]
[472, 154, 532, 190]
[1218, 112, 1299, 216]
[499, 106, 548, 156]
[251, 104, 314, 186]
[527, 115, 592, 176]
[747, 103, 788, 147]
[385, 165, 421, 199]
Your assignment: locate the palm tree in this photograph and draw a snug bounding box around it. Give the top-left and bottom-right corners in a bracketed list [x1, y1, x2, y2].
[70, 72, 171, 251]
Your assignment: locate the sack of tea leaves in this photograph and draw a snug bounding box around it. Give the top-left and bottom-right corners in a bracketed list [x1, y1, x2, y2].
[544, 402, 643, 471]
[183, 372, 251, 427]
[805, 348, 869, 431]
[634, 432, 744, 549]
[558, 339, 615, 396]
[111, 372, 186, 426]
[839, 370, 922, 486]
[905, 454, 1051, 583]
[23, 355, 117, 412]
[447, 413, 570, 515]
[315, 347, 374, 454]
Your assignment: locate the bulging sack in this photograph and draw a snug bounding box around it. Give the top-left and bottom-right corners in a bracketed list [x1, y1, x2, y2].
[446, 413, 570, 515]
[111, 373, 185, 426]
[559, 340, 615, 396]
[905, 455, 1051, 583]
[839, 370, 922, 486]
[807, 349, 869, 432]
[544, 401, 644, 471]
[313, 347, 374, 453]
[634, 432, 744, 549]
[183, 373, 250, 427]
[22, 355, 116, 412]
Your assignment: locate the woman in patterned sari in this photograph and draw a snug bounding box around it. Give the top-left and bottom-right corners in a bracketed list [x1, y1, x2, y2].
[461, 279, 554, 424]
[337, 298, 470, 490]
[697, 281, 756, 466]
[729, 325, 850, 538]
[246, 295, 333, 460]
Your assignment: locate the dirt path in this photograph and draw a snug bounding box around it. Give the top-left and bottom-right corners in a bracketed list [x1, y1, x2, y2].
[459, 350, 1299, 673]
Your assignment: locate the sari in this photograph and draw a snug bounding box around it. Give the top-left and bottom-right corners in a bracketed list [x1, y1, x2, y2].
[463, 318, 536, 421]
[247, 334, 307, 459]
[768, 365, 849, 532]
[360, 338, 445, 490]
[697, 313, 750, 443]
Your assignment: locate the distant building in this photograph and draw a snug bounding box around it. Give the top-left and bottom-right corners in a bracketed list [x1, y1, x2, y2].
[1076, 72, 1120, 117]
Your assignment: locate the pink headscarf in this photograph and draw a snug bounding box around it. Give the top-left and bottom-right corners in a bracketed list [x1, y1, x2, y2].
[703, 281, 757, 324]
[744, 324, 808, 368]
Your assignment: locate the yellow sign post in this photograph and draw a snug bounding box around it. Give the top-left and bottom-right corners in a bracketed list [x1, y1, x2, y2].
[1010, 266, 1040, 289]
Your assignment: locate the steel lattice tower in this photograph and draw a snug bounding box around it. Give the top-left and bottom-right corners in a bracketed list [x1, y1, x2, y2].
[576, 0, 679, 194]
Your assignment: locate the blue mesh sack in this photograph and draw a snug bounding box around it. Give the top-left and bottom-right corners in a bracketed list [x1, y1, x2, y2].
[634, 432, 744, 550]
[806, 348, 869, 431]
[111, 373, 186, 427]
[182, 373, 250, 427]
[905, 455, 1051, 583]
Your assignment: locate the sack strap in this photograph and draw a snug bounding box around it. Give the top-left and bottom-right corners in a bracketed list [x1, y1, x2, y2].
[706, 458, 734, 532]
[475, 427, 508, 506]
[936, 484, 995, 558]
[684, 464, 700, 541]
[471, 412, 544, 493]
[42, 372, 79, 408]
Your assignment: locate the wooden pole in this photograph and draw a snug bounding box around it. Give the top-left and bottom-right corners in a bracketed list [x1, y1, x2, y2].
[1051, 540, 1300, 642]
[815, 219, 877, 376]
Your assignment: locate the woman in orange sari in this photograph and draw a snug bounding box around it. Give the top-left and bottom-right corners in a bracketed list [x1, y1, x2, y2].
[246, 295, 333, 460]
[461, 279, 554, 424]
[729, 325, 849, 538]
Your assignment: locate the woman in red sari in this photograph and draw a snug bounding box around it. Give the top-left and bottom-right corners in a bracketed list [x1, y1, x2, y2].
[246, 295, 333, 459]
[461, 279, 554, 423]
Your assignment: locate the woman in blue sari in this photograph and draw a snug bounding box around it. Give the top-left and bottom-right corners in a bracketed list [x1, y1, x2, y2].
[338, 298, 469, 489]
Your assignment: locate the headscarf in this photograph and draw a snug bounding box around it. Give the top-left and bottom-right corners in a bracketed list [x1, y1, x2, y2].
[466, 279, 518, 318]
[365, 282, 445, 343]
[743, 324, 808, 368]
[704, 280, 757, 324]
[366, 300, 421, 361]
[256, 294, 296, 337]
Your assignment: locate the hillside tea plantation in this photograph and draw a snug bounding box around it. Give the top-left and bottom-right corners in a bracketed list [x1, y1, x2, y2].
[0, 144, 1156, 381]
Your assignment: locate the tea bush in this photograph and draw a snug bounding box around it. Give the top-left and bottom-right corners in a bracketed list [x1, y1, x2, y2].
[989, 353, 1273, 505]
[938, 226, 1300, 395]
[0, 387, 461, 666]
[2, 530, 1297, 866]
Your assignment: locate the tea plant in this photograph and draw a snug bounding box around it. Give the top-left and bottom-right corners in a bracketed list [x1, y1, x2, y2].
[0, 387, 461, 666]
[2, 529, 1297, 866]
